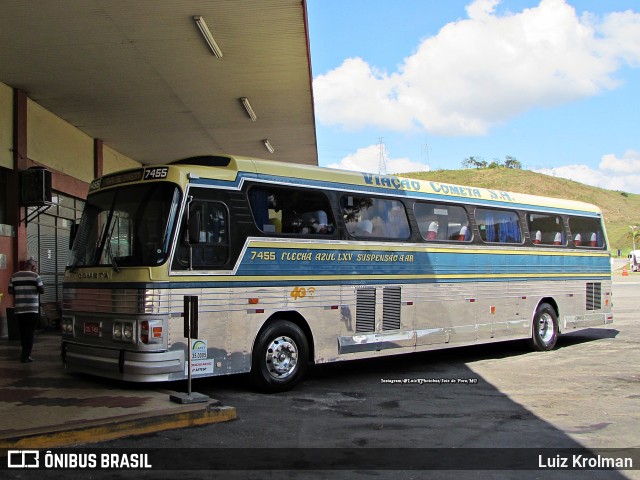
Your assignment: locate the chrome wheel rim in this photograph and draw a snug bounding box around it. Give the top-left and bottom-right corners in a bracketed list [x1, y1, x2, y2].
[537, 312, 555, 345]
[265, 335, 298, 379]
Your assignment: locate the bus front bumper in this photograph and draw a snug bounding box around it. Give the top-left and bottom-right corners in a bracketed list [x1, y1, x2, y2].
[61, 341, 185, 382]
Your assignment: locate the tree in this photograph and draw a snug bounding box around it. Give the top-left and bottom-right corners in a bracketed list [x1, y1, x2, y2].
[462, 156, 487, 169]
[462, 155, 522, 169]
[504, 156, 522, 169]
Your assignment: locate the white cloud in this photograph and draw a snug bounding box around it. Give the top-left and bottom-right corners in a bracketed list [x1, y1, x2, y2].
[327, 144, 429, 174]
[535, 150, 640, 193]
[313, 0, 640, 136]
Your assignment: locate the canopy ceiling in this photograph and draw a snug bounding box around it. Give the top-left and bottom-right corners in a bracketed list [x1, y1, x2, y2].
[0, 0, 318, 165]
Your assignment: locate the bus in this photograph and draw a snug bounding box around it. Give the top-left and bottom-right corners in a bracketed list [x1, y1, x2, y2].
[61, 155, 613, 392]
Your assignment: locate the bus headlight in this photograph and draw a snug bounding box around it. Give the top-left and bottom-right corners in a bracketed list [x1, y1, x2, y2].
[124, 323, 134, 340]
[61, 317, 74, 336]
[113, 321, 135, 343]
[113, 322, 122, 339]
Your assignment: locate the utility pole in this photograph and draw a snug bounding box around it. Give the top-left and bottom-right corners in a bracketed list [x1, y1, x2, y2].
[378, 137, 387, 175]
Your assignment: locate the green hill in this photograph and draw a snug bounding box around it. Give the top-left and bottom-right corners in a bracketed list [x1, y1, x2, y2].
[401, 168, 640, 256]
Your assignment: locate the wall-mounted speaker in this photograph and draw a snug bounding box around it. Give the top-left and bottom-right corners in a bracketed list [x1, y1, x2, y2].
[20, 168, 52, 206]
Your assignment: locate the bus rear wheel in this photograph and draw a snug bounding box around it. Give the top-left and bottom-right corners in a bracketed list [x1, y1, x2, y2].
[252, 320, 309, 393]
[529, 303, 558, 351]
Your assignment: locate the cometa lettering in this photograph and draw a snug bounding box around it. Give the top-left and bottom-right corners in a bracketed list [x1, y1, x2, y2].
[430, 181, 482, 198]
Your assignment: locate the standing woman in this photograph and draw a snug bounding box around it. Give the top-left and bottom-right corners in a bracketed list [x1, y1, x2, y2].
[8, 258, 45, 363]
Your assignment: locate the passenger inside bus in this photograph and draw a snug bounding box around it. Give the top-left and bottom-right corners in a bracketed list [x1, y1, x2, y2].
[301, 210, 329, 234]
[356, 219, 373, 237]
[424, 221, 439, 240]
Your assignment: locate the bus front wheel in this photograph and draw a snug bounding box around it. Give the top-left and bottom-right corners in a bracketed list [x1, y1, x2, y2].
[529, 303, 558, 351]
[251, 320, 309, 393]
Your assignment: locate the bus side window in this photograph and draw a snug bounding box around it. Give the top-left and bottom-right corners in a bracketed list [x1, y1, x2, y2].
[172, 200, 229, 270]
[569, 216, 605, 249]
[249, 186, 335, 236]
[527, 213, 564, 246]
[341, 196, 410, 240]
[476, 208, 522, 244]
[414, 202, 471, 242]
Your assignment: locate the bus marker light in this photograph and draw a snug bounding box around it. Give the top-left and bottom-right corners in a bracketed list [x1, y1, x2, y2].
[141, 320, 163, 344]
[248, 298, 259, 305]
[490, 306, 496, 314]
[141, 321, 149, 343]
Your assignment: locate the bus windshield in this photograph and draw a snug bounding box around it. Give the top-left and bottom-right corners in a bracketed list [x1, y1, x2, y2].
[67, 182, 181, 269]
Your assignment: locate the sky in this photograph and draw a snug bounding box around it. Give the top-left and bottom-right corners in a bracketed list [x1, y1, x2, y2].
[306, 0, 640, 193]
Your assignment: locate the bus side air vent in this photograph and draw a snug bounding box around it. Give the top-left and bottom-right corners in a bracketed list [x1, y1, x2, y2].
[586, 282, 602, 311]
[356, 288, 376, 333]
[383, 287, 401, 331]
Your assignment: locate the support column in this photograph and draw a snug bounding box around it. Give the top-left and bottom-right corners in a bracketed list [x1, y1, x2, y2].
[10, 89, 28, 265]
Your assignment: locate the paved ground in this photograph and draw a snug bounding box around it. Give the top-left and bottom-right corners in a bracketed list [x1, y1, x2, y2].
[0, 334, 235, 448]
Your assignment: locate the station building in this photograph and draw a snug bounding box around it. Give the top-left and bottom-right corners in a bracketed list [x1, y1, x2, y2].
[0, 0, 318, 332]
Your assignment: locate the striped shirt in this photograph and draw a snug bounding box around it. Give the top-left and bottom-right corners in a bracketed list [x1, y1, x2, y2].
[8, 271, 44, 314]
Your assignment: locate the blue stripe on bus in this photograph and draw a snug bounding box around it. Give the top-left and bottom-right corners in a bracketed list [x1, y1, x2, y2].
[235, 247, 611, 277]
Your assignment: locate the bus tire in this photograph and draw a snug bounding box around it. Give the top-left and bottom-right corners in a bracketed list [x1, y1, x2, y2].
[529, 303, 558, 351]
[251, 320, 309, 393]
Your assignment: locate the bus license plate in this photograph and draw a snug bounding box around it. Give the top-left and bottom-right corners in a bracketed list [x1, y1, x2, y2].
[84, 322, 100, 336]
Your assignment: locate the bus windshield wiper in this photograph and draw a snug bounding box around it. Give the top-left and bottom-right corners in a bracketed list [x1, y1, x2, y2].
[105, 219, 120, 273]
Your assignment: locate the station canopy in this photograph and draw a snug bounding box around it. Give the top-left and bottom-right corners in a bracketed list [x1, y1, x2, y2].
[0, 0, 318, 166]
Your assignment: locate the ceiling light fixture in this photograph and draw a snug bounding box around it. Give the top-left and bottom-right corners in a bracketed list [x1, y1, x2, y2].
[263, 139, 275, 154]
[193, 15, 223, 58]
[240, 97, 257, 121]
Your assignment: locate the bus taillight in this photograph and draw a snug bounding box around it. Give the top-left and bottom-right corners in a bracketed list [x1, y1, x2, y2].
[140, 320, 163, 344]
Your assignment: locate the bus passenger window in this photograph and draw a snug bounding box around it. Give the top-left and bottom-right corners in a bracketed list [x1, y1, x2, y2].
[248, 186, 334, 236]
[527, 213, 564, 246]
[341, 196, 409, 240]
[476, 208, 522, 244]
[415, 202, 471, 242]
[568, 216, 605, 249]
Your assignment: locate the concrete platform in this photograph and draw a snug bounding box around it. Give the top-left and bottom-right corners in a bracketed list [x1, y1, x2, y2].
[0, 332, 236, 448]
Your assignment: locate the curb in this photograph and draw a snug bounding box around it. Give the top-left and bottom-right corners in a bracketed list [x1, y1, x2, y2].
[0, 403, 236, 449]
